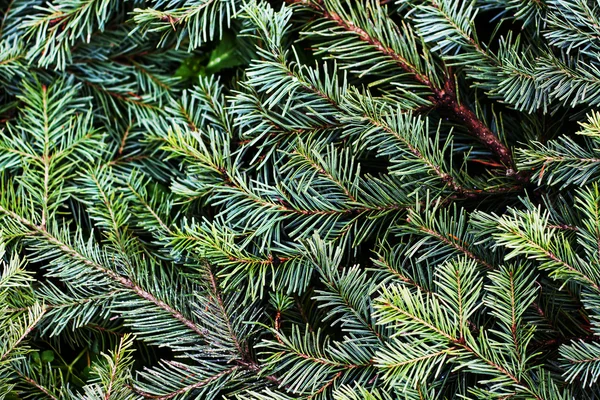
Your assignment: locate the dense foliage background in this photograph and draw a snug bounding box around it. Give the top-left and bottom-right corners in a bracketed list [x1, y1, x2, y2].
[2, 0, 600, 398]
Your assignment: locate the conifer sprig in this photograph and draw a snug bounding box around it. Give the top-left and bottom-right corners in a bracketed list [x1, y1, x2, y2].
[3, 0, 600, 398]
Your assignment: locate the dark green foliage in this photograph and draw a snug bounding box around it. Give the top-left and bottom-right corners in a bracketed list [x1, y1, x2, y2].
[2, 0, 600, 399]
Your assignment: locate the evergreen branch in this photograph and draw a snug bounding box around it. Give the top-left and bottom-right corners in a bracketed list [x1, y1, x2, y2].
[0, 40, 24, 84]
[260, 325, 375, 395]
[545, 0, 600, 56]
[83, 167, 128, 243]
[537, 52, 600, 108]
[22, 0, 114, 69]
[485, 264, 538, 365]
[205, 267, 248, 357]
[0, 0, 16, 37]
[375, 286, 545, 399]
[371, 250, 430, 294]
[17, 372, 59, 400]
[374, 340, 456, 387]
[415, 0, 485, 57]
[352, 108, 466, 193]
[132, 0, 238, 50]
[303, 236, 385, 342]
[434, 258, 483, 339]
[83, 333, 136, 399]
[0, 206, 208, 338]
[125, 180, 172, 236]
[134, 366, 239, 399]
[473, 207, 600, 291]
[393, 201, 497, 273]
[410, 221, 493, 270]
[36, 287, 117, 337]
[286, 143, 358, 202]
[0, 304, 46, 361]
[518, 111, 600, 188]
[292, 0, 518, 173]
[560, 340, 600, 387]
[77, 78, 161, 111]
[509, 227, 599, 291]
[375, 287, 456, 342]
[308, 370, 342, 399]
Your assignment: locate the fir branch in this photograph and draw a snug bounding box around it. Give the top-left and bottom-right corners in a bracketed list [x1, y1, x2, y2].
[375, 286, 545, 399]
[17, 373, 59, 400]
[0, 305, 46, 361]
[134, 366, 240, 399]
[0, 206, 209, 338]
[292, 0, 519, 173]
[4, 1, 600, 397]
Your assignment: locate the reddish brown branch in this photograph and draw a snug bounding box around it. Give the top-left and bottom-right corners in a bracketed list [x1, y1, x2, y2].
[532, 335, 600, 352]
[18, 374, 58, 400]
[206, 266, 285, 387]
[435, 78, 515, 172]
[290, 0, 524, 178]
[134, 367, 238, 399]
[236, 360, 285, 386]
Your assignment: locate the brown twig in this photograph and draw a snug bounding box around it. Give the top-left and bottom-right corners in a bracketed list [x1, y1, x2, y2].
[290, 0, 527, 181]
